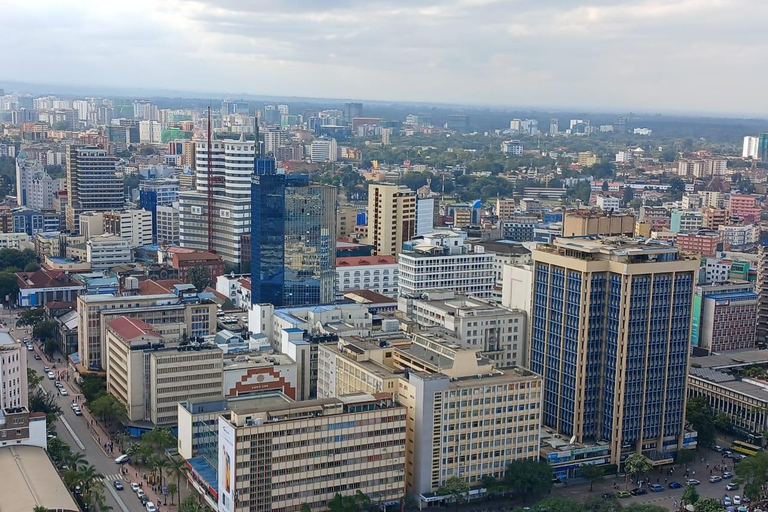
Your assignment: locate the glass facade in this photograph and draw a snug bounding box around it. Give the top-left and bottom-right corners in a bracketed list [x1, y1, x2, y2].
[251, 164, 336, 307]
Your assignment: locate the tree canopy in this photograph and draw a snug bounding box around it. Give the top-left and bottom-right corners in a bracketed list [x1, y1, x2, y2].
[504, 459, 553, 503]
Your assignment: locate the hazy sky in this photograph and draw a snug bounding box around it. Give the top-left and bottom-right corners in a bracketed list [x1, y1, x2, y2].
[2, 0, 765, 113]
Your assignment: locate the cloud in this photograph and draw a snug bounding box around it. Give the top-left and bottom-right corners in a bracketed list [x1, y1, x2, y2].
[1, 0, 767, 114]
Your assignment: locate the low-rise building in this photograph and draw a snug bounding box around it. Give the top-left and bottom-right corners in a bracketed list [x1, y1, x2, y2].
[86, 234, 132, 271]
[335, 255, 398, 297]
[171, 251, 225, 282]
[0, 232, 31, 250]
[670, 210, 703, 233]
[15, 269, 85, 307]
[0, 445, 78, 512]
[675, 230, 721, 257]
[719, 224, 760, 251]
[105, 316, 223, 427]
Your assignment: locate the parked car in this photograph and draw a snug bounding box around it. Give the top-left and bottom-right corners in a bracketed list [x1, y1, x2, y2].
[59, 388, 68, 396]
[668, 481, 683, 489]
[113, 481, 124, 490]
[649, 484, 663, 492]
[709, 475, 723, 483]
[724, 496, 732, 507]
[146, 503, 157, 512]
[33, 354, 41, 360]
[27, 345, 33, 351]
[73, 408, 82, 416]
[115, 454, 130, 464]
[47, 372, 54, 380]
[734, 496, 741, 505]
[686, 479, 701, 486]
[630, 488, 647, 496]
[727, 483, 740, 491]
[136, 489, 146, 500]
[723, 471, 735, 479]
[43, 366, 50, 372]
[615, 491, 631, 499]
[131, 483, 141, 492]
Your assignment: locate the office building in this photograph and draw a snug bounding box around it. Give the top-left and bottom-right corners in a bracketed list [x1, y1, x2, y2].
[595, 195, 620, 212]
[16, 269, 85, 307]
[344, 102, 363, 120]
[139, 120, 162, 144]
[77, 287, 217, 370]
[317, 334, 542, 504]
[495, 197, 516, 221]
[103, 209, 153, 247]
[171, 250, 225, 282]
[86, 234, 132, 271]
[263, 128, 286, 154]
[758, 133, 768, 162]
[691, 281, 757, 353]
[0, 332, 28, 410]
[719, 224, 760, 251]
[501, 140, 523, 155]
[336, 255, 398, 297]
[178, 137, 256, 267]
[309, 137, 338, 163]
[251, 170, 337, 307]
[156, 204, 180, 245]
[670, 211, 703, 233]
[727, 194, 762, 220]
[743, 136, 759, 159]
[367, 184, 416, 257]
[501, 217, 537, 242]
[530, 237, 698, 464]
[15, 150, 44, 207]
[65, 146, 123, 233]
[139, 178, 179, 241]
[675, 230, 721, 257]
[398, 291, 528, 367]
[702, 207, 730, 230]
[105, 317, 223, 426]
[397, 231, 494, 298]
[757, 244, 768, 344]
[549, 118, 559, 135]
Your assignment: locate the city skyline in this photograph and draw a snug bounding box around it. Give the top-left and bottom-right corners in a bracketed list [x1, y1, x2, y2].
[4, 0, 768, 115]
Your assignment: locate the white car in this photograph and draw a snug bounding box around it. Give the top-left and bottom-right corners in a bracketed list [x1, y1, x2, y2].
[734, 496, 741, 505]
[47, 371, 55, 380]
[59, 388, 68, 396]
[115, 454, 130, 464]
[146, 503, 157, 512]
[131, 483, 141, 492]
[27, 345, 33, 351]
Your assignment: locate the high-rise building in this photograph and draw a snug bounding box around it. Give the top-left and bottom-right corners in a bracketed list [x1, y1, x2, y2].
[758, 133, 768, 162]
[549, 118, 559, 135]
[251, 170, 337, 307]
[263, 127, 286, 154]
[65, 146, 124, 233]
[530, 237, 697, 464]
[309, 138, 337, 163]
[0, 332, 28, 410]
[756, 243, 768, 343]
[178, 136, 255, 268]
[367, 184, 416, 257]
[743, 136, 759, 159]
[156, 204, 179, 245]
[344, 101, 363, 120]
[15, 150, 44, 207]
[139, 178, 179, 242]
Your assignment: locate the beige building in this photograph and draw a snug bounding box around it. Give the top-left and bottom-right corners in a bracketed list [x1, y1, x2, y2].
[562, 210, 635, 237]
[78, 291, 217, 371]
[105, 316, 223, 426]
[213, 393, 406, 512]
[495, 197, 516, 221]
[337, 204, 360, 238]
[367, 184, 416, 257]
[317, 333, 542, 504]
[577, 152, 598, 167]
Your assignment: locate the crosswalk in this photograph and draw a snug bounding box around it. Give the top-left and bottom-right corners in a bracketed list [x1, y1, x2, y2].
[101, 474, 124, 482]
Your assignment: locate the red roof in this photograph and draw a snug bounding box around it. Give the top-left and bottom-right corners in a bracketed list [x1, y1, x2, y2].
[138, 279, 182, 295]
[237, 278, 251, 291]
[336, 256, 396, 267]
[173, 251, 222, 262]
[107, 317, 162, 341]
[16, 269, 80, 289]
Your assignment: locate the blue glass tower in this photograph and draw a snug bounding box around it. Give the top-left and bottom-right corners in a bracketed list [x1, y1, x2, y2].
[251, 158, 336, 307]
[530, 237, 697, 465]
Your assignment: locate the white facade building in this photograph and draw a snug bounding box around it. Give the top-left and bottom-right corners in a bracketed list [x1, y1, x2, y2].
[596, 195, 620, 212]
[398, 231, 495, 299]
[264, 128, 287, 154]
[310, 138, 338, 163]
[501, 140, 523, 155]
[719, 224, 760, 250]
[415, 196, 435, 236]
[156, 204, 179, 245]
[15, 152, 44, 207]
[0, 332, 28, 410]
[87, 234, 132, 271]
[743, 136, 759, 159]
[104, 209, 153, 247]
[336, 255, 399, 297]
[139, 120, 162, 144]
[501, 264, 533, 317]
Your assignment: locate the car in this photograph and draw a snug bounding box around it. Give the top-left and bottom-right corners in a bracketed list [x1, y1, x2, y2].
[668, 481, 683, 489]
[136, 489, 146, 500]
[727, 483, 740, 491]
[713, 444, 723, 452]
[131, 483, 141, 492]
[115, 454, 130, 464]
[43, 366, 50, 372]
[724, 496, 732, 507]
[27, 345, 33, 351]
[601, 493, 614, 499]
[146, 503, 157, 512]
[73, 409, 82, 416]
[70, 403, 78, 410]
[630, 488, 647, 496]
[615, 491, 631, 499]
[140, 496, 150, 506]
[734, 496, 741, 505]
[723, 471, 735, 479]
[724, 450, 734, 458]
[742, 496, 750, 503]
[738, 506, 748, 512]
[686, 479, 701, 486]
[54, 381, 63, 388]
[59, 388, 68, 396]
[47, 372, 54, 380]
[113, 481, 124, 490]
[33, 354, 41, 360]
[649, 484, 663, 492]
[709, 475, 723, 483]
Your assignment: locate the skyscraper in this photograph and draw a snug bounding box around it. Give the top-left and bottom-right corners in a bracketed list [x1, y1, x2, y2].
[367, 184, 416, 257]
[65, 145, 124, 233]
[178, 135, 255, 267]
[251, 163, 336, 307]
[758, 133, 768, 162]
[530, 237, 697, 464]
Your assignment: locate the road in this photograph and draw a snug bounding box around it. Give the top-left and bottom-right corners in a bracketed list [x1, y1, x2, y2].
[4, 307, 157, 512]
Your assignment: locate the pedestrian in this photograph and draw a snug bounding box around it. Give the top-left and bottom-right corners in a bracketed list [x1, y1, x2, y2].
[706, 463, 709, 469]
[664, 477, 668, 484]
[692, 471, 695, 477]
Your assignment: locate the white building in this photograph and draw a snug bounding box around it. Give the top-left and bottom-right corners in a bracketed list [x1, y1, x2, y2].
[156, 204, 179, 245]
[15, 152, 44, 207]
[615, 151, 633, 163]
[139, 120, 162, 144]
[216, 274, 251, 309]
[0, 332, 28, 410]
[474, 241, 532, 283]
[501, 264, 533, 317]
[336, 255, 399, 297]
[310, 138, 338, 163]
[596, 195, 621, 212]
[633, 128, 653, 135]
[743, 136, 759, 159]
[0, 233, 31, 250]
[415, 196, 435, 236]
[263, 127, 286, 154]
[398, 291, 528, 367]
[719, 224, 760, 250]
[398, 231, 495, 299]
[501, 140, 523, 155]
[178, 136, 255, 266]
[86, 234, 132, 271]
[139, 178, 179, 206]
[104, 209, 153, 247]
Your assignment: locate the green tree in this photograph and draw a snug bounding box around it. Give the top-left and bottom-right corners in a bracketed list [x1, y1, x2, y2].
[682, 484, 699, 505]
[34, 506, 49, 512]
[676, 449, 696, 467]
[624, 505, 669, 512]
[24, 262, 41, 272]
[300, 504, 311, 512]
[480, 474, 502, 496]
[327, 491, 370, 512]
[166, 482, 178, 504]
[713, 412, 732, 433]
[17, 308, 45, 327]
[734, 450, 768, 500]
[686, 396, 716, 448]
[437, 476, 469, 512]
[623, 454, 652, 482]
[166, 457, 188, 505]
[504, 459, 553, 503]
[694, 498, 724, 512]
[27, 369, 43, 389]
[187, 265, 212, 292]
[0, 270, 19, 305]
[79, 374, 106, 403]
[580, 464, 604, 491]
[179, 495, 204, 512]
[33, 320, 57, 343]
[89, 394, 127, 426]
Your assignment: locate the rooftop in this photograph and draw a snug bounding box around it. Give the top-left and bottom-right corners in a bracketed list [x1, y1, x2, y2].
[337, 255, 397, 266]
[342, 289, 396, 304]
[107, 317, 163, 341]
[16, 269, 81, 289]
[0, 332, 16, 346]
[689, 349, 768, 370]
[474, 241, 532, 255]
[0, 445, 79, 512]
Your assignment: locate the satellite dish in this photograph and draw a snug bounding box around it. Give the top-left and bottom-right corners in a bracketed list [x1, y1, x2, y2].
[569, 435, 577, 445]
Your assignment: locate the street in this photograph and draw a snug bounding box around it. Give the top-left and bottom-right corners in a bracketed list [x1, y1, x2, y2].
[3, 307, 170, 512]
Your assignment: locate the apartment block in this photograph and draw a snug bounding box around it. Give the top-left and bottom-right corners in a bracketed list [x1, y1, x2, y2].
[367, 184, 416, 257]
[692, 281, 758, 353]
[0, 332, 28, 410]
[675, 230, 721, 257]
[336, 255, 399, 297]
[670, 210, 703, 234]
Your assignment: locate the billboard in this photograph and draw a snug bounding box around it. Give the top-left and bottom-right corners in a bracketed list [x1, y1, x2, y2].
[218, 417, 236, 512]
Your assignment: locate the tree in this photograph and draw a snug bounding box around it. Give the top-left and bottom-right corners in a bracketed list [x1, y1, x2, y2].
[28, 369, 43, 389]
[734, 450, 768, 500]
[17, 308, 45, 327]
[34, 506, 49, 512]
[179, 495, 204, 512]
[300, 504, 311, 512]
[624, 505, 669, 512]
[327, 491, 370, 512]
[682, 484, 699, 505]
[694, 498, 724, 512]
[89, 394, 127, 426]
[622, 187, 634, 205]
[187, 265, 212, 292]
[80, 373, 106, 403]
[166, 457, 188, 505]
[713, 412, 732, 433]
[580, 464, 604, 491]
[686, 396, 716, 448]
[480, 475, 502, 496]
[623, 454, 652, 482]
[601, 180, 609, 192]
[504, 459, 553, 503]
[437, 476, 469, 512]
[24, 262, 41, 272]
[167, 483, 178, 505]
[676, 449, 696, 467]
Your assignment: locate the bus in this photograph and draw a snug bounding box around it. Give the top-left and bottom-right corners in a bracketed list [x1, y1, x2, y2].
[732, 440, 761, 456]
